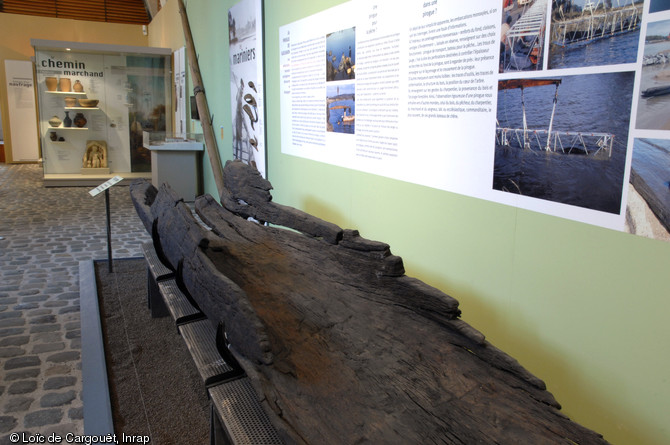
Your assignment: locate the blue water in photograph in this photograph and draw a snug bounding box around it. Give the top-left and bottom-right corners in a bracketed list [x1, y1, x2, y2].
[326, 27, 356, 81]
[493, 72, 634, 214]
[549, 31, 640, 69]
[650, 0, 670, 13]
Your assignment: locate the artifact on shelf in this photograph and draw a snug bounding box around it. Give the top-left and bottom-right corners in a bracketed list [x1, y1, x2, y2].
[81, 140, 109, 174]
[73, 112, 87, 128]
[49, 132, 58, 141]
[63, 111, 72, 128]
[73, 80, 84, 92]
[77, 98, 99, 108]
[45, 77, 58, 92]
[129, 160, 610, 445]
[59, 77, 71, 92]
[48, 116, 62, 127]
[64, 97, 77, 107]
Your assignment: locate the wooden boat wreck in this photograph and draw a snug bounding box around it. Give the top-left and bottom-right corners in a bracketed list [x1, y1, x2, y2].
[130, 160, 608, 444]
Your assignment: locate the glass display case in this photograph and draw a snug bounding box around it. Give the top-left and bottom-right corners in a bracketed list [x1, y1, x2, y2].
[32, 39, 172, 185]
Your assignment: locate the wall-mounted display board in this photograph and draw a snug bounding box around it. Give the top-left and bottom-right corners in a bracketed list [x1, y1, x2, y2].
[4, 60, 40, 162]
[32, 39, 172, 185]
[279, 0, 670, 243]
[229, 0, 267, 178]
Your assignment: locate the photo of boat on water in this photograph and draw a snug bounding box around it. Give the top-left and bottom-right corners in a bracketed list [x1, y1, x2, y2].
[626, 138, 670, 241]
[500, 0, 547, 72]
[326, 27, 355, 82]
[636, 19, 670, 130]
[548, 0, 642, 69]
[327, 83, 355, 134]
[493, 71, 634, 214]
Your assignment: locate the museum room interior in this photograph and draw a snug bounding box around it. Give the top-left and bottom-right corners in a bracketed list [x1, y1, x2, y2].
[1, 0, 669, 444]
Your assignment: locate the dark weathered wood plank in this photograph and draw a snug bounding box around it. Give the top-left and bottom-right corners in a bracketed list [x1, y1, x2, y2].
[129, 161, 609, 445]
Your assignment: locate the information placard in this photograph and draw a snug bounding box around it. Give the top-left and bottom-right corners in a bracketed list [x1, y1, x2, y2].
[280, 0, 670, 241]
[89, 176, 123, 197]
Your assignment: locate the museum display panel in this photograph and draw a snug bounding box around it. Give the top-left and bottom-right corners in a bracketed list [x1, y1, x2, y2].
[32, 39, 172, 185]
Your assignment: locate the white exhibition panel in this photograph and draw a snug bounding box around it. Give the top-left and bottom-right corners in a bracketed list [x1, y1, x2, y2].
[279, 0, 662, 233]
[229, 0, 267, 178]
[5, 60, 40, 162]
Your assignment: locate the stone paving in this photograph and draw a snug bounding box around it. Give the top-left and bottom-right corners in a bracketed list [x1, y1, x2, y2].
[0, 164, 150, 443]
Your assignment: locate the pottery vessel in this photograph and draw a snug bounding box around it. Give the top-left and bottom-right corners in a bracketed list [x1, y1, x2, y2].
[49, 132, 58, 141]
[48, 115, 62, 127]
[60, 77, 72, 92]
[73, 112, 87, 128]
[73, 80, 84, 92]
[64, 97, 77, 107]
[77, 98, 99, 108]
[63, 111, 72, 128]
[45, 77, 58, 92]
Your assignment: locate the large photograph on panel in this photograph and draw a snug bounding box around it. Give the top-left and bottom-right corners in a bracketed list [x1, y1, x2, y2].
[493, 72, 634, 214]
[229, 0, 266, 178]
[548, 0, 642, 70]
[636, 18, 670, 130]
[500, 0, 548, 72]
[625, 138, 670, 241]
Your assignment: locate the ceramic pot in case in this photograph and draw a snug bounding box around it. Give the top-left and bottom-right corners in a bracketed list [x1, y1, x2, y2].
[45, 77, 58, 91]
[73, 80, 84, 92]
[64, 97, 77, 107]
[63, 111, 72, 128]
[48, 115, 62, 127]
[60, 77, 71, 92]
[73, 112, 87, 128]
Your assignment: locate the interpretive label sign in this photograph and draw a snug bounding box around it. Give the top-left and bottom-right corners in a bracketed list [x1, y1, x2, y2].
[89, 176, 123, 197]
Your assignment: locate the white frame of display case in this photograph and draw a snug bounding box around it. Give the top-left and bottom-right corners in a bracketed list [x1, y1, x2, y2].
[32, 39, 173, 186]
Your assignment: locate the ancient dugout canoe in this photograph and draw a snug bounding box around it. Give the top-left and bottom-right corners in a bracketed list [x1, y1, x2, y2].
[130, 160, 608, 445]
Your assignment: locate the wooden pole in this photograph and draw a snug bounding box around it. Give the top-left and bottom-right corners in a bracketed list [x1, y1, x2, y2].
[177, 0, 225, 198]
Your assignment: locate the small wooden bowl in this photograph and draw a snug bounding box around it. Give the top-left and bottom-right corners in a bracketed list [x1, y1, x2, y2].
[78, 99, 99, 108]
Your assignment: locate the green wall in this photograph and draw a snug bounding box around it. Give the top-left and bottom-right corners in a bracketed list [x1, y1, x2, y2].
[173, 1, 670, 443]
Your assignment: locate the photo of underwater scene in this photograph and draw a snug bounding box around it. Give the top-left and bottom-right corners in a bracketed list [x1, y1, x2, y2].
[327, 83, 355, 134]
[493, 71, 634, 214]
[326, 27, 355, 81]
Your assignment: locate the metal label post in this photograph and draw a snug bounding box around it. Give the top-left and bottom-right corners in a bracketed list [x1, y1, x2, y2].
[89, 176, 123, 273]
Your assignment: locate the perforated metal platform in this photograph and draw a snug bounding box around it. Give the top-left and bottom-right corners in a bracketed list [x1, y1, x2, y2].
[179, 319, 243, 387]
[142, 241, 174, 281]
[209, 378, 283, 445]
[157, 277, 204, 325]
[142, 241, 174, 317]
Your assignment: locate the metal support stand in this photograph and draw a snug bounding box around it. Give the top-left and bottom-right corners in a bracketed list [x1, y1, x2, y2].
[105, 189, 113, 273]
[89, 176, 123, 273]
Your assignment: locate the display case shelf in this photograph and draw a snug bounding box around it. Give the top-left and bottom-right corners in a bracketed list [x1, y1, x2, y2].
[64, 107, 100, 111]
[48, 126, 88, 130]
[46, 91, 87, 95]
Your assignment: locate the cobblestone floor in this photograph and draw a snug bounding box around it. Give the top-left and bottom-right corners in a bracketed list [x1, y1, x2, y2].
[0, 164, 150, 443]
